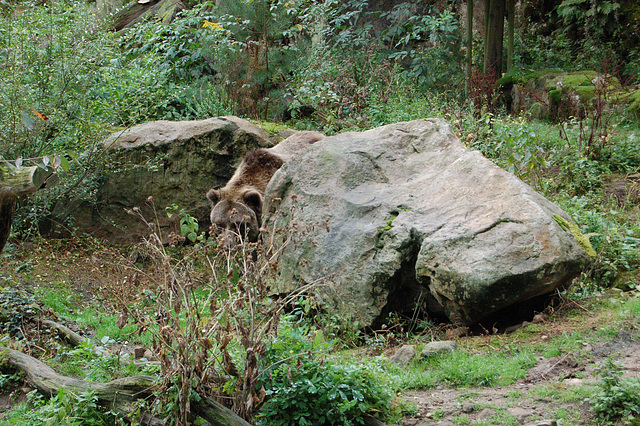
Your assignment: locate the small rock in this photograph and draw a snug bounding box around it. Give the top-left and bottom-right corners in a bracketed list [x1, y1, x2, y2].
[390, 345, 417, 366]
[563, 378, 584, 386]
[461, 401, 475, 413]
[143, 349, 156, 361]
[508, 407, 533, 423]
[532, 313, 546, 323]
[421, 341, 457, 358]
[524, 421, 557, 426]
[505, 323, 524, 334]
[477, 408, 495, 421]
[133, 346, 146, 359]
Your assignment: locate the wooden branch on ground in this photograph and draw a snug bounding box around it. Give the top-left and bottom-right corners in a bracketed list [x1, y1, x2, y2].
[35, 318, 87, 347]
[193, 396, 253, 426]
[0, 345, 253, 426]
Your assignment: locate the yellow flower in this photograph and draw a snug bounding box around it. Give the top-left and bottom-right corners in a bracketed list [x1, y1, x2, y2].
[202, 20, 224, 31]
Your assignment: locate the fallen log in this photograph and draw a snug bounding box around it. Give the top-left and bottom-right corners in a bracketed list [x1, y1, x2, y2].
[0, 159, 59, 254]
[36, 318, 87, 347]
[0, 345, 253, 425]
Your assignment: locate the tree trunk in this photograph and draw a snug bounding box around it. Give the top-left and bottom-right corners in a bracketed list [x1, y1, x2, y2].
[466, 0, 474, 95]
[0, 162, 58, 253]
[507, 0, 515, 72]
[0, 198, 15, 254]
[0, 345, 252, 425]
[483, 0, 506, 76]
[483, 0, 490, 68]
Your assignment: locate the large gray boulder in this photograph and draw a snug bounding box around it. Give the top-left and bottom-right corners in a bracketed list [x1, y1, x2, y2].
[51, 116, 274, 243]
[264, 119, 591, 326]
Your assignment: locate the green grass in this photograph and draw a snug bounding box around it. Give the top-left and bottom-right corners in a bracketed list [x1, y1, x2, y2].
[531, 382, 595, 403]
[397, 349, 537, 390]
[74, 308, 150, 346]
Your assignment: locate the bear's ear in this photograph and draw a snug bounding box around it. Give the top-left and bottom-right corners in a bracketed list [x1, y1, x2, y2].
[207, 189, 221, 205]
[243, 190, 263, 214]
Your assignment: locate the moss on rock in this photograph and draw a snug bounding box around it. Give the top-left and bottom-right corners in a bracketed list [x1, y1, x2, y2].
[627, 89, 640, 118]
[553, 214, 596, 258]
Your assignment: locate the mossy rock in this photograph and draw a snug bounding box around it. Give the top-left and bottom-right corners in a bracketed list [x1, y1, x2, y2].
[626, 89, 640, 118]
[524, 68, 565, 82]
[574, 86, 596, 103]
[545, 71, 591, 91]
[549, 89, 563, 104]
[527, 102, 546, 120]
[498, 68, 565, 90]
[511, 68, 626, 119]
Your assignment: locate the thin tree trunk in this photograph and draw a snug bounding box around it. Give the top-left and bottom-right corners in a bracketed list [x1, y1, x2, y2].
[507, 0, 515, 72]
[466, 0, 474, 95]
[483, 0, 490, 72]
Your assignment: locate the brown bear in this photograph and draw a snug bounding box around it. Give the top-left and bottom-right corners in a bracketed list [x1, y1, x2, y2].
[206, 130, 324, 247]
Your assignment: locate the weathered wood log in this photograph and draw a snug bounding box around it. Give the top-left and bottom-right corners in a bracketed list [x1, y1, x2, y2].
[0, 163, 59, 199]
[36, 318, 87, 347]
[112, 0, 185, 31]
[0, 160, 59, 254]
[0, 344, 156, 401]
[0, 345, 253, 425]
[193, 396, 253, 426]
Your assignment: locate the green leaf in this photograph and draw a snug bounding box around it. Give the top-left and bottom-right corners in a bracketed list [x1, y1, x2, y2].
[59, 156, 71, 172]
[20, 111, 35, 131]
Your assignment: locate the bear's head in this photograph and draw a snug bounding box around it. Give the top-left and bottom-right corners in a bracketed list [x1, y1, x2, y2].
[207, 188, 262, 248]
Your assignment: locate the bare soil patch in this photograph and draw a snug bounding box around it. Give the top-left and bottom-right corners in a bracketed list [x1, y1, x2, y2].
[401, 309, 640, 425]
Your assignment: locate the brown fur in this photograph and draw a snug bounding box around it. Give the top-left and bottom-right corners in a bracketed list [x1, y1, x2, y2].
[207, 131, 324, 247]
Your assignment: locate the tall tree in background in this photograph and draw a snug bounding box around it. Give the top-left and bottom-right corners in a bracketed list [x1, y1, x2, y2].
[507, 0, 515, 71]
[483, 0, 506, 76]
[466, 0, 473, 88]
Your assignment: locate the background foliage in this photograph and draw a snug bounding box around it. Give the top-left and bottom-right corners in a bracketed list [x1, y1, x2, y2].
[1, 0, 640, 424]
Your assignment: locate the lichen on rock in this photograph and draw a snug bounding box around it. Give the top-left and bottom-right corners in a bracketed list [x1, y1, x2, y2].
[553, 214, 596, 258]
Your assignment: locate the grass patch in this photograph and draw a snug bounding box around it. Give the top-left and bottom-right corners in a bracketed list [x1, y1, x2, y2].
[398, 349, 537, 390]
[532, 382, 595, 403]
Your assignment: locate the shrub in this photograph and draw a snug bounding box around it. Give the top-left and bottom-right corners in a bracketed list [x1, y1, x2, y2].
[591, 358, 640, 425]
[0, 0, 113, 159]
[258, 356, 392, 426]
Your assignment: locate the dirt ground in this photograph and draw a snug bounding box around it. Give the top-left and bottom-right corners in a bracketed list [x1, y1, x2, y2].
[400, 321, 640, 425]
[2, 241, 640, 425]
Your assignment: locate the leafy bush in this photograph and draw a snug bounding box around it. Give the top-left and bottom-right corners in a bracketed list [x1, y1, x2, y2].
[591, 358, 640, 425]
[0, 1, 113, 159]
[385, 8, 463, 95]
[10, 389, 119, 426]
[258, 356, 392, 426]
[558, 196, 640, 288]
[120, 3, 220, 84]
[475, 121, 547, 180]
